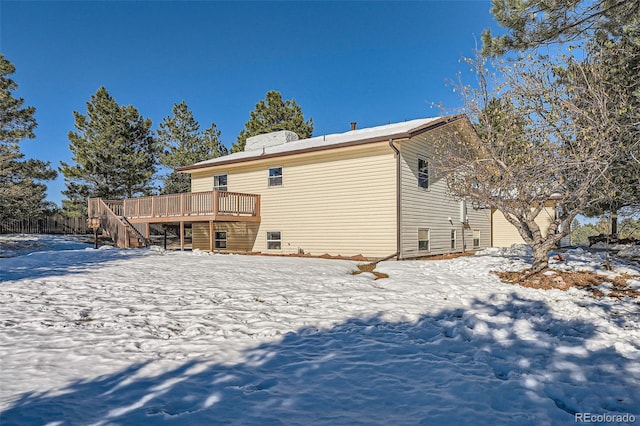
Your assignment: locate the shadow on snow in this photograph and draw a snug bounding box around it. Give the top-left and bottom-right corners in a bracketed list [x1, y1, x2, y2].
[2, 294, 638, 425]
[0, 247, 149, 282]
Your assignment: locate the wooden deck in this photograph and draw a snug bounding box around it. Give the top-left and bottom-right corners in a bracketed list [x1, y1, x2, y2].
[89, 191, 261, 224]
[88, 191, 260, 249]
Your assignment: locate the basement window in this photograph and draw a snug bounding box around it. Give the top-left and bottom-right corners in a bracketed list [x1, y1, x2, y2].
[268, 167, 282, 187]
[214, 231, 227, 249]
[267, 231, 282, 250]
[418, 228, 430, 251]
[473, 230, 481, 248]
[213, 174, 228, 192]
[418, 158, 429, 189]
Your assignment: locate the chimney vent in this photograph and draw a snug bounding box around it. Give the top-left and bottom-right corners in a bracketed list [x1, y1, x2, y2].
[350, 122, 357, 131]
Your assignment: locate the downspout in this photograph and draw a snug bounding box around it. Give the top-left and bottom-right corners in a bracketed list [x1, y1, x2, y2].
[388, 139, 401, 260]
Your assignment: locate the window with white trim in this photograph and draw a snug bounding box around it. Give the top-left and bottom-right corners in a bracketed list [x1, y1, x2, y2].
[267, 231, 281, 250]
[418, 158, 429, 189]
[213, 174, 228, 191]
[214, 231, 227, 249]
[418, 228, 430, 251]
[450, 229, 457, 250]
[268, 167, 282, 187]
[473, 230, 481, 248]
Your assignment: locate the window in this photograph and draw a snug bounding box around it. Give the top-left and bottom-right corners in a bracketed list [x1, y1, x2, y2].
[473, 230, 481, 248]
[213, 174, 228, 191]
[267, 231, 281, 250]
[268, 167, 282, 187]
[418, 228, 430, 251]
[214, 231, 227, 249]
[450, 230, 457, 250]
[418, 158, 429, 189]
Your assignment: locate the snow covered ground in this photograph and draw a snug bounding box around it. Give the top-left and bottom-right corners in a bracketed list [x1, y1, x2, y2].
[1, 234, 639, 425]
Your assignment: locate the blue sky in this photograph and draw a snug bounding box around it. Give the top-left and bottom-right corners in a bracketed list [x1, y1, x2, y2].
[1, 0, 498, 206]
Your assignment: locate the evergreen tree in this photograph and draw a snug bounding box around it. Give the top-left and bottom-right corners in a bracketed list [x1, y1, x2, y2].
[570, 216, 640, 245]
[570, 219, 600, 245]
[0, 54, 56, 222]
[576, 36, 640, 230]
[231, 90, 313, 153]
[482, 0, 639, 55]
[60, 87, 158, 215]
[157, 101, 228, 194]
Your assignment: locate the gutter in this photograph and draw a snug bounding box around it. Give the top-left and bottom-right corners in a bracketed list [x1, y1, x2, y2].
[388, 138, 401, 260]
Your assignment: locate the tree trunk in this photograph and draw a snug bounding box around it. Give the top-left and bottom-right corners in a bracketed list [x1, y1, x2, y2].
[611, 211, 618, 237]
[530, 244, 550, 274]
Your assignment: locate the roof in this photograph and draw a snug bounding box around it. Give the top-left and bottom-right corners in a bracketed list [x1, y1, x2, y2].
[178, 115, 463, 172]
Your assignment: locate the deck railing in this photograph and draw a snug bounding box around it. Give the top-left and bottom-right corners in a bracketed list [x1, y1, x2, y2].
[121, 191, 260, 220]
[88, 199, 124, 217]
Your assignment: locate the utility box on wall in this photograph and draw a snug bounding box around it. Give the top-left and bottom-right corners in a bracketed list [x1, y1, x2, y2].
[459, 201, 468, 224]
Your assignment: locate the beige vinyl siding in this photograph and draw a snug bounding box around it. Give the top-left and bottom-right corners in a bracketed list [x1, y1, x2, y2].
[190, 142, 397, 258]
[192, 222, 259, 251]
[191, 171, 215, 193]
[491, 207, 557, 247]
[191, 222, 210, 251]
[398, 126, 491, 258]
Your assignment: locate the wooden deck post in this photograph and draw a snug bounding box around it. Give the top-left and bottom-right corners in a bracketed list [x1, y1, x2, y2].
[209, 220, 214, 252]
[180, 221, 185, 251]
[163, 228, 167, 250]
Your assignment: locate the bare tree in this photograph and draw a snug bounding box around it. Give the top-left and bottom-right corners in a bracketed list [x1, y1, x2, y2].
[432, 52, 627, 273]
[482, 0, 640, 235]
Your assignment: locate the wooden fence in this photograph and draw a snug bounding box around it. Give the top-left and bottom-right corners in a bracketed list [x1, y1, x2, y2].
[1, 214, 89, 235]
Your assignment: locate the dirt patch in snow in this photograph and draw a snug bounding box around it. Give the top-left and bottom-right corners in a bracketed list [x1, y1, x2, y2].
[352, 263, 389, 280]
[318, 253, 369, 261]
[494, 270, 640, 299]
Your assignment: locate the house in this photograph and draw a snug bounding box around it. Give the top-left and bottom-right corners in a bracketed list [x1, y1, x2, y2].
[169, 114, 492, 259]
[491, 204, 571, 248]
[87, 114, 493, 258]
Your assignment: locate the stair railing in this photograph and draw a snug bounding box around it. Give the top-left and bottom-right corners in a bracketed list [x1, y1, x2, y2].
[91, 198, 132, 248]
[120, 215, 150, 247]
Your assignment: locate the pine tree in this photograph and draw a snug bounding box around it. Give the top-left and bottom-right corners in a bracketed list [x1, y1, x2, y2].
[570, 220, 600, 246]
[231, 91, 313, 153]
[482, 0, 639, 55]
[576, 36, 640, 230]
[157, 101, 228, 194]
[0, 54, 57, 223]
[60, 87, 158, 215]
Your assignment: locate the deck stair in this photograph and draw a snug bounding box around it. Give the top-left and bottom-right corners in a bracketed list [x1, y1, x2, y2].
[87, 199, 148, 248]
[120, 215, 151, 248]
